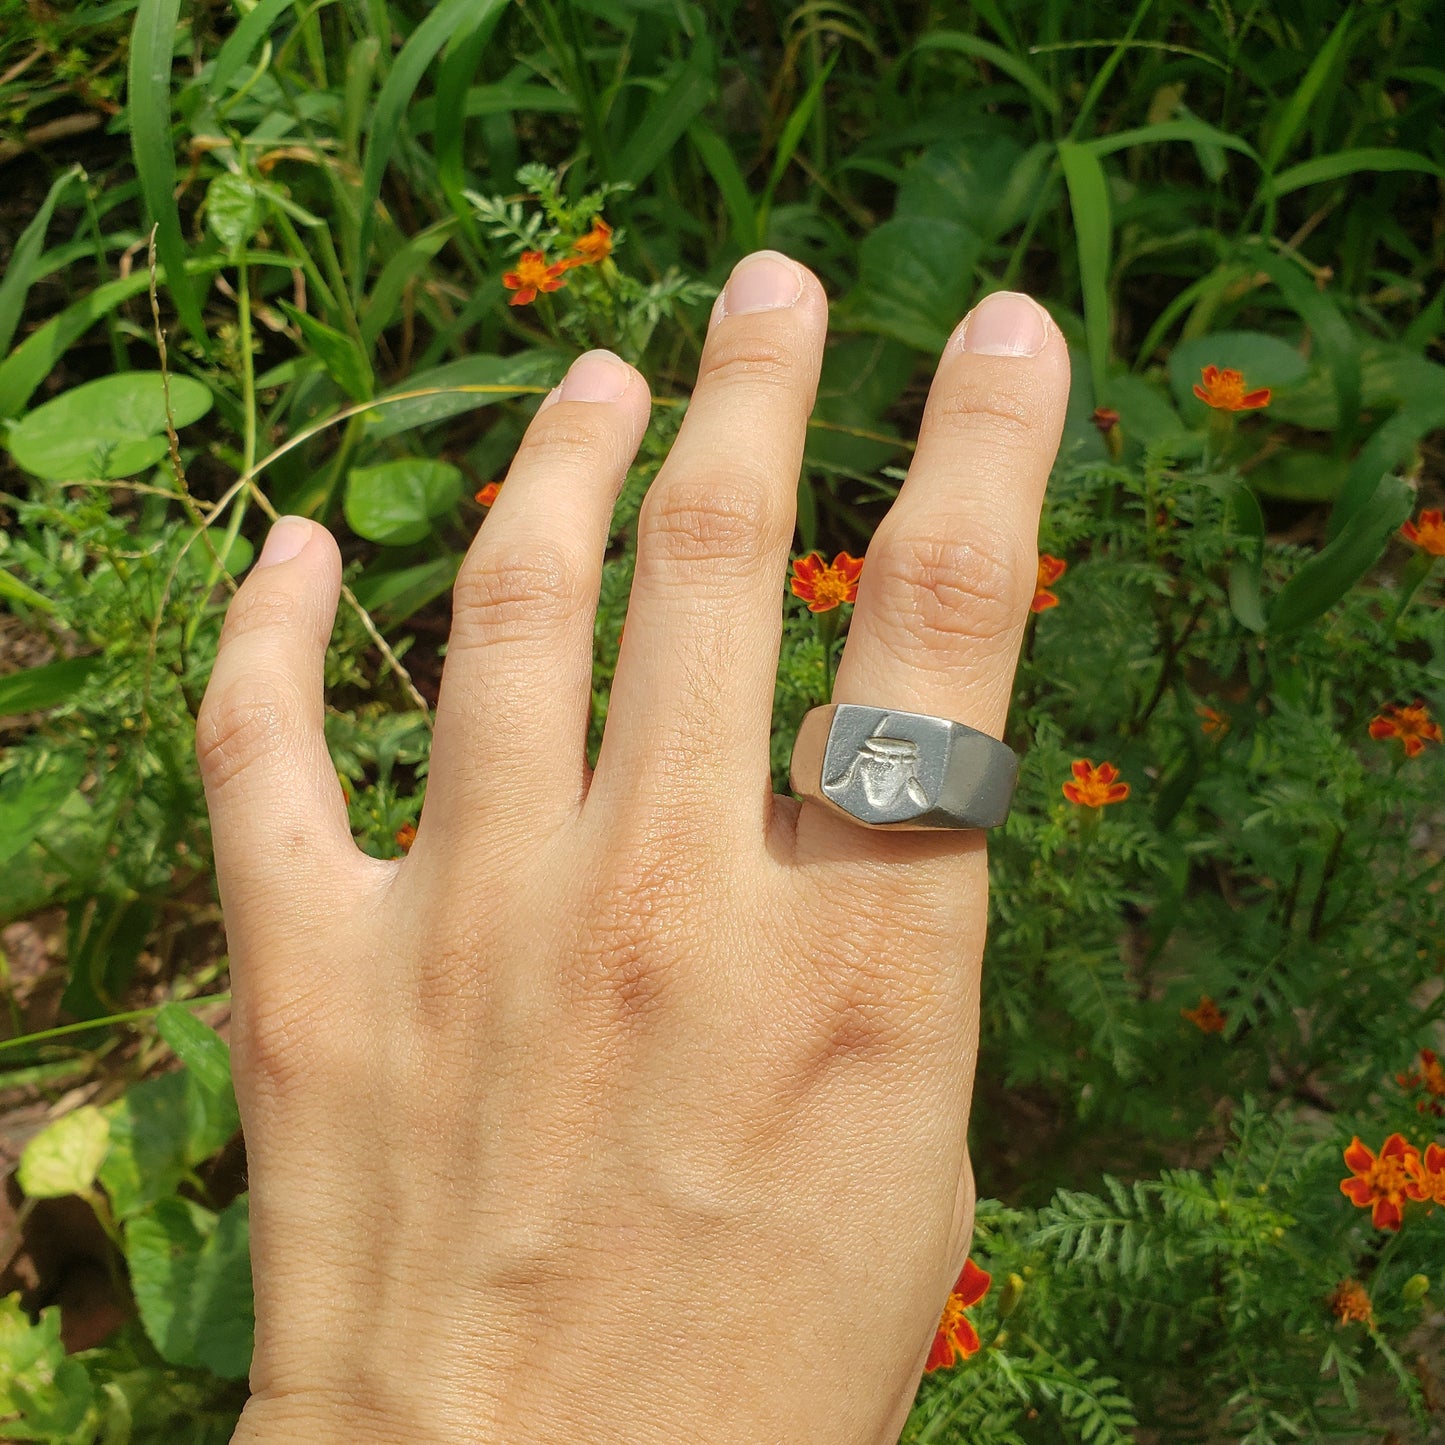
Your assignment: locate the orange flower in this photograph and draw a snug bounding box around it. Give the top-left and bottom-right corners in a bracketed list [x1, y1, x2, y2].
[1193, 365, 1271, 412]
[1401, 508, 1445, 557]
[1405, 1141, 1445, 1207]
[1368, 701, 1443, 758]
[1398, 1048, 1445, 1117]
[476, 482, 502, 506]
[395, 821, 417, 851]
[1182, 995, 1226, 1034]
[1327, 1279, 1374, 1326]
[1091, 406, 1120, 433]
[1197, 704, 1229, 737]
[790, 551, 864, 612]
[925, 1258, 991, 1372]
[1340, 1133, 1420, 1231]
[1032, 554, 1067, 612]
[502, 251, 568, 306]
[1062, 759, 1129, 807]
[565, 217, 613, 267]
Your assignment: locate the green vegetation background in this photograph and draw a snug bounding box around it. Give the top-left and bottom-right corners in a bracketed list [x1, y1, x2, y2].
[0, 0, 1443, 1440]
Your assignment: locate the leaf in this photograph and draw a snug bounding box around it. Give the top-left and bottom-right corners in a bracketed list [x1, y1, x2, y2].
[1058, 141, 1112, 403]
[0, 657, 99, 718]
[0, 166, 82, 359]
[687, 121, 758, 253]
[614, 36, 718, 189]
[910, 30, 1060, 115]
[360, 219, 458, 348]
[344, 458, 463, 546]
[434, 7, 512, 246]
[364, 352, 560, 439]
[1167, 332, 1308, 414]
[1270, 147, 1445, 197]
[0, 569, 57, 617]
[0, 1294, 95, 1439]
[207, 0, 296, 99]
[17, 1106, 111, 1199]
[1226, 484, 1267, 633]
[844, 216, 982, 353]
[0, 751, 87, 870]
[348, 554, 463, 625]
[1086, 118, 1260, 167]
[125, 1196, 254, 1380]
[127, 0, 206, 344]
[155, 1004, 233, 1101]
[205, 173, 262, 254]
[1261, 9, 1355, 174]
[6, 373, 212, 482]
[1267, 474, 1414, 634]
[277, 304, 373, 401]
[358, 0, 511, 269]
[98, 1067, 240, 1220]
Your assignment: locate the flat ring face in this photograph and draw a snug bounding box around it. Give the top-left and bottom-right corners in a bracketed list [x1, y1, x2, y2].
[790, 703, 1019, 830]
[820, 706, 953, 825]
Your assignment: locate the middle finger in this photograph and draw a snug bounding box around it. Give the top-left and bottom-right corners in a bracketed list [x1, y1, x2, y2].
[587, 250, 828, 831]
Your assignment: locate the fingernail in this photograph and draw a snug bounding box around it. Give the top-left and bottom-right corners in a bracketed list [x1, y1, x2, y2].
[255, 516, 310, 568]
[717, 251, 804, 319]
[560, 349, 630, 403]
[956, 292, 1050, 357]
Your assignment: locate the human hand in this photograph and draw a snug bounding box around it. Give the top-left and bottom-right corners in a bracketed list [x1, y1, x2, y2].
[197, 251, 1069, 1443]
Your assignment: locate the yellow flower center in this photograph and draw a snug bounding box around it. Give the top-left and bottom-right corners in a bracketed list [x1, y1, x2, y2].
[811, 567, 853, 606]
[1365, 1153, 1410, 1198]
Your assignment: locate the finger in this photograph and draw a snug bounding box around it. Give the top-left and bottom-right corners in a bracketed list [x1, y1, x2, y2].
[421, 350, 651, 845]
[195, 517, 371, 946]
[797, 290, 1070, 855]
[588, 251, 828, 831]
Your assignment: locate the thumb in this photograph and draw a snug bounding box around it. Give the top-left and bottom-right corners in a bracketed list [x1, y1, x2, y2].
[195, 516, 366, 950]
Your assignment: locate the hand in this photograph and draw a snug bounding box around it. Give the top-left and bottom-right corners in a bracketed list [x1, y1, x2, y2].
[197, 251, 1069, 1444]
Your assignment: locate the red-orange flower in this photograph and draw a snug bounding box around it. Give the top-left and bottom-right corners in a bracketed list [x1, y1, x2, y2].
[502, 251, 568, 306]
[1405, 1141, 1445, 1207]
[1197, 704, 1229, 737]
[1327, 1279, 1374, 1326]
[1368, 701, 1443, 758]
[1182, 995, 1226, 1034]
[395, 821, 417, 851]
[476, 481, 502, 506]
[1193, 365, 1271, 412]
[1398, 1048, 1445, 1117]
[1062, 759, 1129, 807]
[565, 217, 613, 267]
[1032, 554, 1067, 612]
[1402, 508, 1445, 557]
[790, 551, 864, 612]
[1091, 406, 1120, 433]
[925, 1258, 992, 1372]
[1340, 1133, 1420, 1231]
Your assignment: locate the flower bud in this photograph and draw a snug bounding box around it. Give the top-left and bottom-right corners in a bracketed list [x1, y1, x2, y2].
[998, 1272, 1026, 1320]
[1402, 1273, 1431, 1306]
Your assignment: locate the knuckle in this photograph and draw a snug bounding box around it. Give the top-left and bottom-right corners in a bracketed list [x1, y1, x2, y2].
[869, 526, 1033, 655]
[931, 373, 1038, 447]
[220, 580, 309, 646]
[696, 331, 799, 391]
[518, 412, 613, 472]
[450, 541, 586, 650]
[195, 672, 300, 793]
[638, 476, 779, 570]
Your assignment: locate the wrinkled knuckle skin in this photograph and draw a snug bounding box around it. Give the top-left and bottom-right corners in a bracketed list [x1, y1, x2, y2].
[932, 372, 1039, 447]
[638, 477, 779, 572]
[450, 542, 586, 651]
[219, 579, 312, 647]
[195, 674, 299, 793]
[519, 412, 617, 473]
[869, 528, 1033, 658]
[696, 330, 799, 392]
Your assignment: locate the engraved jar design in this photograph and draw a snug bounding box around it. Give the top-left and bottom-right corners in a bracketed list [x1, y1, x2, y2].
[826, 734, 930, 812]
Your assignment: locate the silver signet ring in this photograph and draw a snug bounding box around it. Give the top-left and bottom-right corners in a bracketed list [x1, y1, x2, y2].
[789, 704, 1019, 830]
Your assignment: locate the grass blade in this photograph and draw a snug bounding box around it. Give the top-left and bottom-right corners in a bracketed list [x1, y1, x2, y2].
[1057, 140, 1113, 403]
[434, 7, 509, 248]
[687, 120, 758, 254]
[208, 0, 296, 100]
[127, 0, 207, 345]
[911, 31, 1060, 117]
[1271, 147, 1445, 196]
[1261, 8, 1355, 176]
[614, 36, 718, 189]
[0, 165, 81, 357]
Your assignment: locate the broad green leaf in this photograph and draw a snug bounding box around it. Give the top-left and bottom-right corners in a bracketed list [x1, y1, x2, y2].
[17, 1106, 111, 1199]
[1268, 474, 1414, 634]
[128, 0, 206, 344]
[205, 173, 262, 253]
[1226, 484, 1267, 633]
[0, 569, 57, 616]
[349, 554, 463, 624]
[0, 751, 87, 870]
[6, 373, 212, 482]
[0, 166, 81, 359]
[61, 895, 158, 1023]
[155, 1005, 233, 1101]
[895, 134, 1043, 244]
[98, 1067, 241, 1220]
[0, 657, 98, 718]
[364, 353, 560, 439]
[278, 304, 373, 401]
[1167, 332, 1308, 415]
[1271, 147, 1445, 197]
[1058, 140, 1112, 403]
[1248, 450, 1350, 503]
[844, 216, 982, 353]
[344, 458, 463, 546]
[0, 1294, 95, 1438]
[125, 1196, 254, 1380]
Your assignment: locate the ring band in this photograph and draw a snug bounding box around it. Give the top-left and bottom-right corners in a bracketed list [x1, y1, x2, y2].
[789, 704, 1019, 830]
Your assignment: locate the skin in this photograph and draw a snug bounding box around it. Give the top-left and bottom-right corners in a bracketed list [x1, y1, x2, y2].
[198, 251, 1070, 1444]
